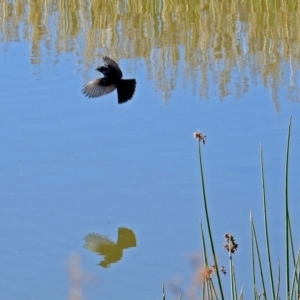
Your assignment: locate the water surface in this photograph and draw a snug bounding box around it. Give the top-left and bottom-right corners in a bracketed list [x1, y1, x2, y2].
[1, 1, 300, 299]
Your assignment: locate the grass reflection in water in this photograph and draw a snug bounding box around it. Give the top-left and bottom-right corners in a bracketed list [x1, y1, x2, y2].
[1, 0, 300, 104]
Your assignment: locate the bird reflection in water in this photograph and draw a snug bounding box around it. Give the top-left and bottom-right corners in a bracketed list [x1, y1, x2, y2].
[84, 227, 137, 268]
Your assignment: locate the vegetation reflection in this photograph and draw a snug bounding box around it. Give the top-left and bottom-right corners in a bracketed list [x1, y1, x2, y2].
[1, 0, 300, 104]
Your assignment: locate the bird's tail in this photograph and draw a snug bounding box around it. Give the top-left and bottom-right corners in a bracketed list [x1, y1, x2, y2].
[117, 79, 136, 104]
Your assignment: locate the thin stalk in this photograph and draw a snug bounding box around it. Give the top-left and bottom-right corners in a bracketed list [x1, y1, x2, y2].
[207, 278, 218, 300]
[251, 217, 267, 299]
[162, 282, 166, 300]
[284, 116, 292, 299]
[254, 289, 258, 300]
[287, 213, 298, 300]
[275, 260, 280, 300]
[203, 277, 206, 299]
[210, 278, 218, 299]
[232, 264, 238, 300]
[230, 251, 234, 299]
[200, 220, 216, 299]
[260, 146, 275, 299]
[229, 249, 236, 300]
[251, 211, 257, 299]
[296, 250, 300, 295]
[290, 250, 300, 299]
[238, 284, 245, 300]
[200, 220, 209, 267]
[288, 215, 296, 274]
[201, 220, 219, 300]
[198, 141, 224, 299]
[207, 278, 214, 299]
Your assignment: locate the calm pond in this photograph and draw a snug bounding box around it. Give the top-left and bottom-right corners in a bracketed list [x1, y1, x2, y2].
[1, 1, 300, 299]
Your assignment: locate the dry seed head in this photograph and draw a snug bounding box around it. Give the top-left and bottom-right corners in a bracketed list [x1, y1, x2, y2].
[193, 130, 206, 144]
[221, 266, 227, 275]
[200, 266, 214, 281]
[223, 233, 238, 254]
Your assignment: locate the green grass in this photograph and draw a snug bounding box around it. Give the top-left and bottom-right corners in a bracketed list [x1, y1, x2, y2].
[164, 117, 299, 299]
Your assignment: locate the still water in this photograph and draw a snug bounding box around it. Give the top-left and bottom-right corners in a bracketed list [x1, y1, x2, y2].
[1, 1, 300, 299]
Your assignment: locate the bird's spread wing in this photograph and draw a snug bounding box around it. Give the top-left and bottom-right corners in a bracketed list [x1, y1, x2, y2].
[103, 56, 123, 78]
[82, 78, 116, 98]
[84, 233, 114, 252]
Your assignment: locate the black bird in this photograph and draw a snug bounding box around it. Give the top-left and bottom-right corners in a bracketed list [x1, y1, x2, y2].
[82, 56, 136, 104]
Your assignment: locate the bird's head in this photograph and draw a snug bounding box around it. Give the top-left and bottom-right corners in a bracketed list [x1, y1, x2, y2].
[96, 66, 109, 76]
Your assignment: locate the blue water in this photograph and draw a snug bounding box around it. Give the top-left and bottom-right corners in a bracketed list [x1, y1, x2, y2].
[0, 41, 300, 299]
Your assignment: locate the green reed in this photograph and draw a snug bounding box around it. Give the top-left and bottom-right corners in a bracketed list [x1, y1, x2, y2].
[163, 118, 299, 299]
[259, 144, 275, 299]
[249, 117, 300, 300]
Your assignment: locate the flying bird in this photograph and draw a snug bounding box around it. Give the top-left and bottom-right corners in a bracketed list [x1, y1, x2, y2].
[82, 56, 136, 104]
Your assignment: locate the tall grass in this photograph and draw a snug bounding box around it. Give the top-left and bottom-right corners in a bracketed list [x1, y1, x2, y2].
[165, 118, 299, 299]
[193, 117, 299, 299]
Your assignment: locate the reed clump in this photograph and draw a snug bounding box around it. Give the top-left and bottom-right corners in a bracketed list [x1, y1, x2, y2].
[164, 117, 299, 299]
